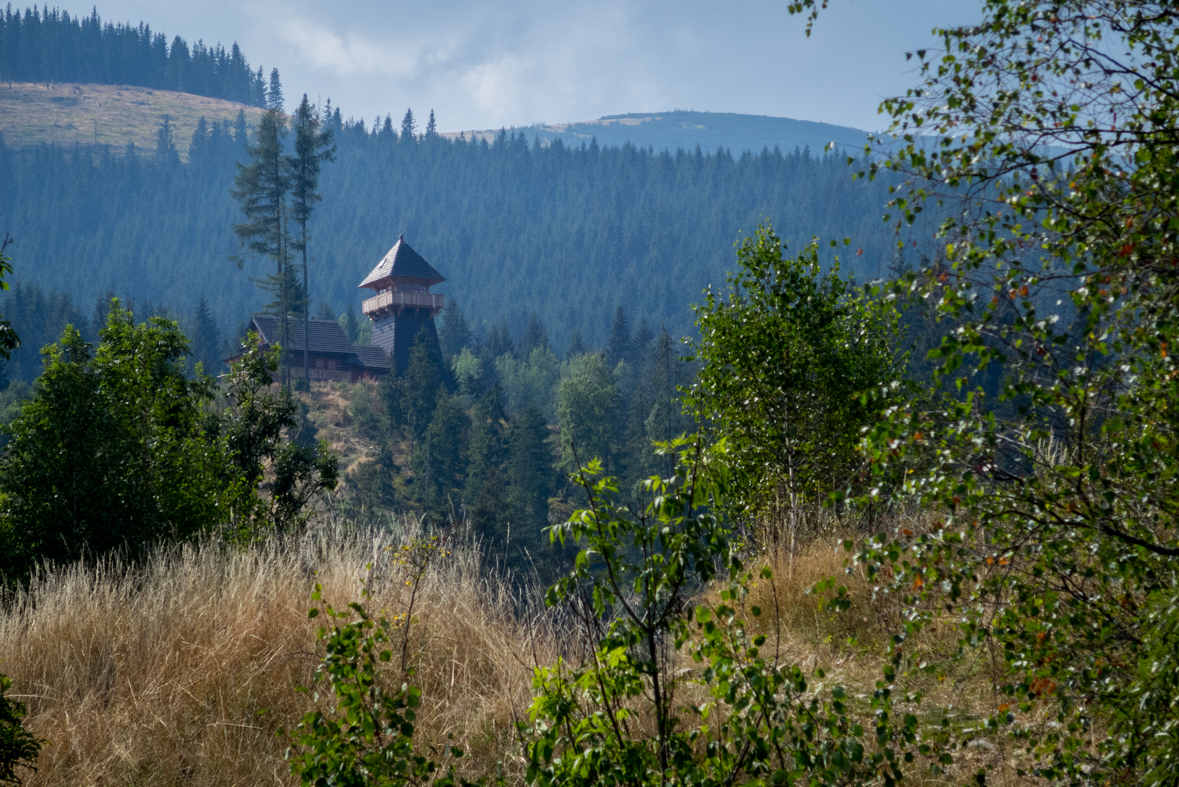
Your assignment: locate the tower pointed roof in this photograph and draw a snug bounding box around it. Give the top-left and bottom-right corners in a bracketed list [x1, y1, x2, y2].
[359, 235, 446, 289]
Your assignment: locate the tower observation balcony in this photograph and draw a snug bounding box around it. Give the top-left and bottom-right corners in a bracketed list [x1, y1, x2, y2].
[362, 289, 445, 318]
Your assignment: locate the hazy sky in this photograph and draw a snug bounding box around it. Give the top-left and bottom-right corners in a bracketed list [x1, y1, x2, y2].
[87, 0, 979, 133]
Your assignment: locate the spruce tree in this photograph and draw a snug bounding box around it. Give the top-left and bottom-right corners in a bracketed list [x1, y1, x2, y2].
[519, 311, 549, 358]
[402, 329, 444, 449]
[189, 116, 210, 164]
[230, 107, 292, 382]
[425, 109, 437, 139]
[565, 330, 588, 359]
[191, 294, 222, 374]
[400, 108, 417, 142]
[505, 403, 556, 534]
[340, 304, 359, 342]
[633, 317, 655, 370]
[483, 319, 514, 358]
[154, 117, 178, 166]
[266, 67, 283, 111]
[467, 466, 508, 562]
[413, 392, 468, 512]
[438, 298, 472, 362]
[289, 93, 336, 384]
[606, 305, 632, 368]
[464, 388, 507, 503]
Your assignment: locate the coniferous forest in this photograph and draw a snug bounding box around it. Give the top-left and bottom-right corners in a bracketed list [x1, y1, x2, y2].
[0, 107, 916, 368]
[0, 5, 271, 105]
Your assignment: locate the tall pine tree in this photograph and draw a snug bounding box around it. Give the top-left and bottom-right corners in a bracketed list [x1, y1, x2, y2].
[230, 107, 292, 381]
[400, 108, 417, 142]
[190, 294, 223, 374]
[266, 67, 283, 111]
[289, 94, 336, 384]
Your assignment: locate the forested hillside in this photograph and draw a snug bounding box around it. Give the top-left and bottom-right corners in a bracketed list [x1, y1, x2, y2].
[0, 5, 272, 107]
[461, 110, 873, 157]
[0, 115, 916, 361]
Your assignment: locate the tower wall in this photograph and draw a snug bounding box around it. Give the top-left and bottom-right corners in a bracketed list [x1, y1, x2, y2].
[370, 307, 443, 376]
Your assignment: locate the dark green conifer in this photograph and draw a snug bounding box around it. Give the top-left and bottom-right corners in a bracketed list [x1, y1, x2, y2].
[230, 107, 293, 378]
[402, 329, 444, 447]
[189, 116, 210, 163]
[465, 388, 507, 502]
[400, 108, 417, 142]
[340, 304, 359, 343]
[566, 330, 588, 359]
[190, 294, 222, 374]
[438, 298, 473, 362]
[606, 305, 632, 368]
[413, 392, 468, 512]
[155, 117, 179, 166]
[519, 312, 549, 358]
[289, 93, 336, 383]
[505, 403, 555, 531]
[266, 67, 283, 111]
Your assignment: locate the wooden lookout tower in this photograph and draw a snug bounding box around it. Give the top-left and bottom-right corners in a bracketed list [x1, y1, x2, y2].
[359, 235, 446, 375]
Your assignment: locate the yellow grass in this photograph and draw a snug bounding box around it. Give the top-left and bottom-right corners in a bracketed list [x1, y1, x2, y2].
[0, 521, 555, 786]
[0, 513, 1028, 786]
[0, 82, 265, 159]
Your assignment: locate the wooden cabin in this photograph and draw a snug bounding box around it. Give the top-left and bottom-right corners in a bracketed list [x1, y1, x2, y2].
[234, 314, 390, 382]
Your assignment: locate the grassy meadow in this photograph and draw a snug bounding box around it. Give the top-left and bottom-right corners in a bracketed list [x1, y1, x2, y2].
[0, 82, 265, 158]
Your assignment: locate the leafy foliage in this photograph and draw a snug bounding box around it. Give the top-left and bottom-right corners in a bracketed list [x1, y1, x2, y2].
[0, 671, 39, 785]
[525, 438, 924, 787]
[0, 310, 337, 580]
[781, 0, 1179, 781]
[286, 539, 483, 787]
[686, 224, 898, 528]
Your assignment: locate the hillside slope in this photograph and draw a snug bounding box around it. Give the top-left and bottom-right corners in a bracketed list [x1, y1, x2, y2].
[0, 82, 265, 158]
[446, 110, 873, 155]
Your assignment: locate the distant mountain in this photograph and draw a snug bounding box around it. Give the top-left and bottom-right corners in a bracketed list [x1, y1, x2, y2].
[445, 110, 874, 156]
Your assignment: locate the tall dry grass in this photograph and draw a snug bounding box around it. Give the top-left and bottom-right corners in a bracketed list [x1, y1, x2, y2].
[0, 509, 1013, 786]
[0, 520, 557, 787]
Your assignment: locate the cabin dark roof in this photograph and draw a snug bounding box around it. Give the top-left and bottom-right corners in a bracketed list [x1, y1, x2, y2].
[359, 235, 446, 289]
[249, 315, 389, 370]
[251, 315, 357, 355]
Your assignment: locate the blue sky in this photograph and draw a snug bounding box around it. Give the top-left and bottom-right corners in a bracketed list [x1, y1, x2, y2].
[97, 0, 979, 132]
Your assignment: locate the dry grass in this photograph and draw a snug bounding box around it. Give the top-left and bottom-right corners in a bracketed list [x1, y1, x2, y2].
[0, 510, 1028, 786]
[0, 520, 555, 786]
[300, 380, 375, 474]
[742, 530, 1041, 784]
[0, 82, 265, 158]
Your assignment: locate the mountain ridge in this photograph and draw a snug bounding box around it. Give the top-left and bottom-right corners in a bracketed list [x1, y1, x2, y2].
[443, 110, 874, 156]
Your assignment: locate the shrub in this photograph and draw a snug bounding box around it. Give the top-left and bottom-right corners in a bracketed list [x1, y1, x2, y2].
[0, 670, 38, 785]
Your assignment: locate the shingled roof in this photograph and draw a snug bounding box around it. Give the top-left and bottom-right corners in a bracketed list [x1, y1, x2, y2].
[359, 235, 446, 289]
[251, 315, 358, 355]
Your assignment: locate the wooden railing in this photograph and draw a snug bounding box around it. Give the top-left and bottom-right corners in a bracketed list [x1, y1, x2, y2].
[362, 290, 445, 315]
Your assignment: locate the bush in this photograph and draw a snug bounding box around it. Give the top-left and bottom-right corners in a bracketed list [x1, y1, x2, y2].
[0, 670, 38, 785]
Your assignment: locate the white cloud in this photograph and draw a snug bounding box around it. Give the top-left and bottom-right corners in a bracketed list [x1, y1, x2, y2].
[86, 0, 981, 132]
